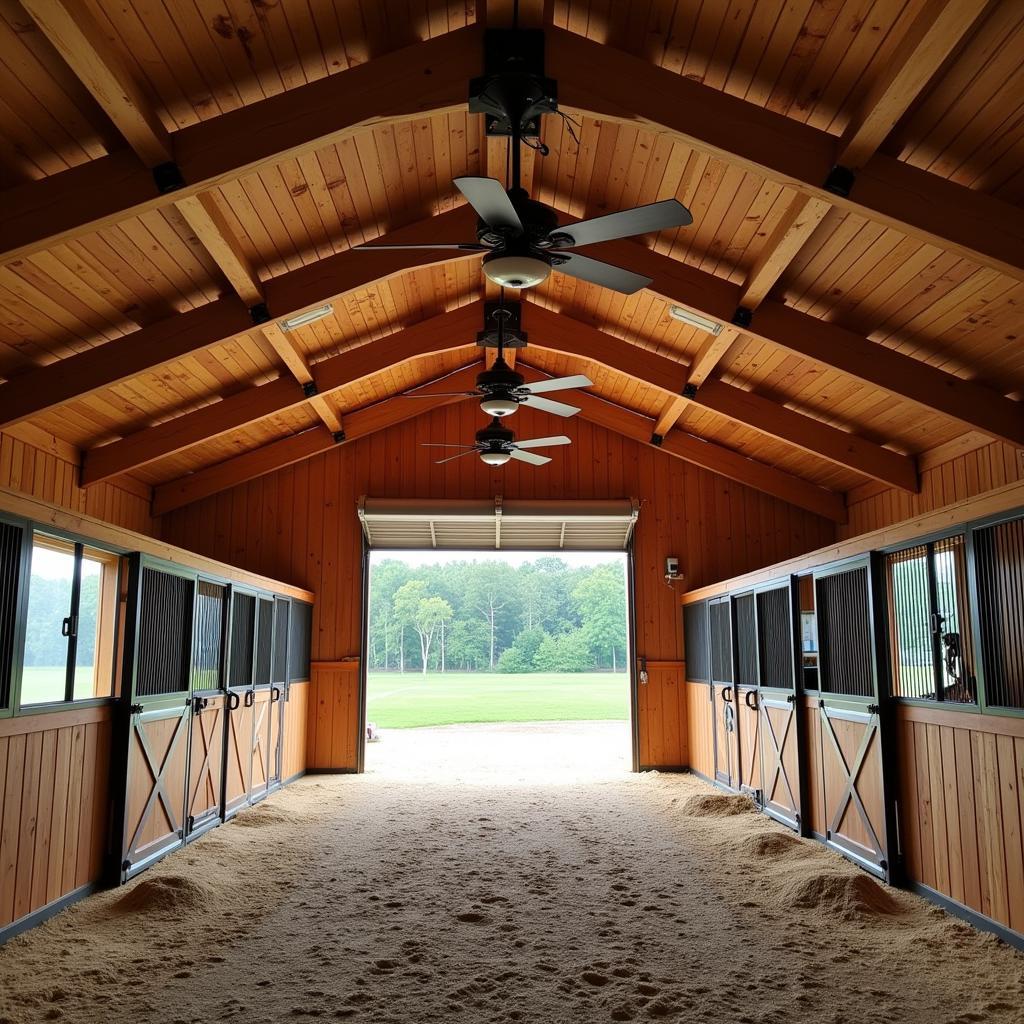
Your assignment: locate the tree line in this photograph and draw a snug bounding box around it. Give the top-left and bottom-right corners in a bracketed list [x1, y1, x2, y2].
[369, 558, 628, 674]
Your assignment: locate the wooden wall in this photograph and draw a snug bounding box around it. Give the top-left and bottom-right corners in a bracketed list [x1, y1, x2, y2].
[0, 706, 112, 934]
[843, 438, 1024, 539]
[684, 681, 714, 779]
[897, 705, 1024, 935]
[161, 402, 835, 771]
[282, 682, 310, 782]
[0, 428, 155, 536]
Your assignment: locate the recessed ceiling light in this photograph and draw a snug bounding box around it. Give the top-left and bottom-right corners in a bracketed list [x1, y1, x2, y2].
[668, 305, 722, 335]
[279, 304, 333, 331]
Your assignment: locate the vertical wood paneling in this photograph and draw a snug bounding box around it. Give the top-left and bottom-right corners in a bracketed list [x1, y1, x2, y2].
[0, 429, 156, 536]
[161, 404, 835, 771]
[896, 706, 1024, 935]
[0, 708, 111, 931]
[684, 681, 714, 779]
[282, 681, 310, 781]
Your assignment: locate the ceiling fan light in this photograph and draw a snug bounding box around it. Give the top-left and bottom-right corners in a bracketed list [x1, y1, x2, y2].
[480, 395, 520, 417]
[482, 253, 551, 289]
[480, 450, 512, 466]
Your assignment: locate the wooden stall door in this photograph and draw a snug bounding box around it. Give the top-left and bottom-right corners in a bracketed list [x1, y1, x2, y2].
[186, 695, 225, 840]
[712, 684, 738, 789]
[736, 687, 760, 794]
[756, 581, 803, 832]
[267, 686, 284, 791]
[814, 560, 892, 879]
[223, 692, 253, 818]
[249, 687, 272, 803]
[122, 704, 189, 879]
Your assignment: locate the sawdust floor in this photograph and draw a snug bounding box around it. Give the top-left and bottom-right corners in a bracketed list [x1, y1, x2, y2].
[1, 720, 1022, 1024]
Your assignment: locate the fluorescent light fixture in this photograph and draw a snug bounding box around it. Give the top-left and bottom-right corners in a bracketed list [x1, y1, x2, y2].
[279, 304, 333, 331]
[668, 305, 722, 335]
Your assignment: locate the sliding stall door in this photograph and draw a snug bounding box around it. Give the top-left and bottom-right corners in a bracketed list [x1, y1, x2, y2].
[121, 565, 194, 880]
[709, 597, 738, 790]
[249, 597, 275, 803]
[814, 560, 892, 879]
[187, 580, 227, 841]
[755, 580, 803, 832]
[268, 598, 289, 791]
[224, 590, 255, 819]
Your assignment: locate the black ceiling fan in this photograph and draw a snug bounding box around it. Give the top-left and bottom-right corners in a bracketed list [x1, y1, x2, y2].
[404, 299, 591, 418]
[355, 29, 693, 294]
[424, 416, 570, 467]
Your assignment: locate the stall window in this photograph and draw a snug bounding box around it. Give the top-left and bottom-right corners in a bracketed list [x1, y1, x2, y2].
[885, 536, 975, 703]
[0, 521, 26, 713]
[20, 534, 119, 706]
[288, 600, 312, 683]
[973, 517, 1024, 710]
[709, 597, 733, 684]
[684, 602, 709, 683]
[733, 593, 757, 687]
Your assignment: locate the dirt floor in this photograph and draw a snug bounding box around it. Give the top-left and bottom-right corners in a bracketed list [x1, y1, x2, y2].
[1, 721, 1022, 1023]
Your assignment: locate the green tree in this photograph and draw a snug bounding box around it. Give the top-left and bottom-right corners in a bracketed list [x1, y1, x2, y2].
[534, 629, 591, 672]
[573, 563, 628, 671]
[497, 626, 548, 673]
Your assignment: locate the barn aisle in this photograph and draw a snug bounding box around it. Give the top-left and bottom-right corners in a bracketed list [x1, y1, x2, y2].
[1, 724, 1021, 1024]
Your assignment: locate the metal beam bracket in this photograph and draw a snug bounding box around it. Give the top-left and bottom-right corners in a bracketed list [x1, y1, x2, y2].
[731, 306, 753, 328]
[332, 431, 346, 444]
[248, 303, 271, 326]
[650, 433, 663, 447]
[152, 161, 185, 194]
[302, 381, 319, 398]
[824, 165, 856, 198]
[681, 382, 698, 399]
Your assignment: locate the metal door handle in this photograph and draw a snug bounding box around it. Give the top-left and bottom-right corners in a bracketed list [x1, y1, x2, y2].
[744, 690, 758, 710]
[721, 686, 733, 703]
[271, 686, 281, 703]
[244, 690, 255, 707]
[61, 615, 78, 637]
[227, 692, 241, 711]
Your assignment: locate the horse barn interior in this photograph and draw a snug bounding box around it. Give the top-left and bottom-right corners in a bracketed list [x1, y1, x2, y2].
[2, 0, 1024, 1020]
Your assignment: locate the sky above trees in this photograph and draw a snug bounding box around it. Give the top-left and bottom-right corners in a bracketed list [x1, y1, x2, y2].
[368, 555, 629, 674]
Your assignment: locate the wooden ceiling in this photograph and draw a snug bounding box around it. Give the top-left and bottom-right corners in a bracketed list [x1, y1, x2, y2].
[0, 0, 1022, 525]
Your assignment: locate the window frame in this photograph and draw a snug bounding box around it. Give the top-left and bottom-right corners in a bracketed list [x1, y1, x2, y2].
[0, 512, 31, 721]
[11, 520, 128, 717]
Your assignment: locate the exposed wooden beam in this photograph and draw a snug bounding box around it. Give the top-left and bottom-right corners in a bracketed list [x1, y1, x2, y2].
[0, 207, 481, 430]
[586, 238, 1024, 449]
[20, 0, 171, 168]
[174, 192, 264, 307]
[151, 365, 482, 516]
[549, 23, 1023, 282]
[0, 25, 481, 265]
[522, 303, 919, 493]
[650, 1, 990, 441]
[81, 304, 484, 485]
[836, 0, 992, 170]
[513, 364, 847, 524]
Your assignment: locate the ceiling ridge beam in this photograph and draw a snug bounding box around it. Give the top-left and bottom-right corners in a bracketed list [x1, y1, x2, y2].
[0, 206, 480, 431]
[521, 302, 918, 492]
[0, 25, 480, 265]
[550, 22, 1023, 282]
[151, 363, 483, 516]
[81, 304, 484, 485]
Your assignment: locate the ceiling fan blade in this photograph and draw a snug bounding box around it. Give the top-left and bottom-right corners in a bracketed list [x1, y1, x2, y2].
[520, 394, 581, 418]
[435, 449, 481, 465]
[552, 252, 652, 294]
[354, 242, 488, 251]
[509, 448, 552, 466]
[453, 176, 523, 234]
[548, 198, 692, 249]
[520, 374, 593, 395]
[514, 435, 572, 450]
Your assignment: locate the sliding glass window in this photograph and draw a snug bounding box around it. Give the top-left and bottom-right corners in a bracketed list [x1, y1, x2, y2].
[20, 533, 120, 706]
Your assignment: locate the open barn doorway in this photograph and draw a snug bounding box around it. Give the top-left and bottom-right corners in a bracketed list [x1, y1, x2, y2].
[357, 498, 639, 780]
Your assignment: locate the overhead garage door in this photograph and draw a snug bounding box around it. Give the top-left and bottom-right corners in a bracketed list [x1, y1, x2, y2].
[357, 497, 639, 550]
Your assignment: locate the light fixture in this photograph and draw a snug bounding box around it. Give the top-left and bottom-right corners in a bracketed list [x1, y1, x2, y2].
[480, 450, 512, 466]
[483, 252, 551, 289]
[279, 304, 334, 331]
[480, 394, 520, 417]
[668, 305, 722, 335]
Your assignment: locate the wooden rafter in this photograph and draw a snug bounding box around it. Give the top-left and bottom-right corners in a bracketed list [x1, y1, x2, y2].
[150, 358, 846, 523]
[522, 304, 918, 493]
[80, 304, 484, 485]
[1, 15, 1018, 285]
[649, 0, 991, 439]
[151, 365, 484, 516]
[0, 25, 481, 264]
[0, 207, 481, 431]
[20, 0, 171, 168]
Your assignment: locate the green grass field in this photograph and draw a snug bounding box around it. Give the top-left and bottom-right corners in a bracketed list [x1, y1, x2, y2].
[19, 666, 100, 704]
[365, 672, 629, 728]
